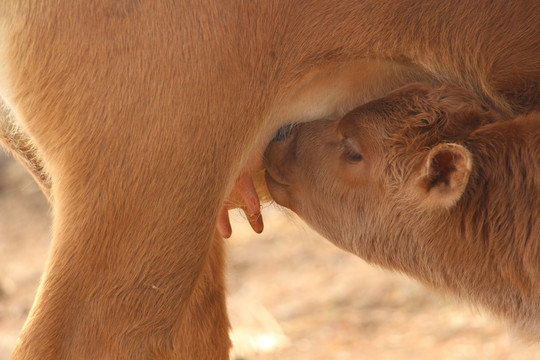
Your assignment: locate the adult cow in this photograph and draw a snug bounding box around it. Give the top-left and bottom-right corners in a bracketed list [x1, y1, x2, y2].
[0, 1, 538, 359]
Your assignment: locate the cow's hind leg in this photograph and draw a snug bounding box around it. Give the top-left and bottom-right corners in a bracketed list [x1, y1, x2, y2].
[1, 3, 256, 359]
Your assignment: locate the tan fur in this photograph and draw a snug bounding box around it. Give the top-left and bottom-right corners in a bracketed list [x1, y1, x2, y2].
[0, 102, 51, 199]
[264, 82, 540, 338]
[0, 1, 538, 358]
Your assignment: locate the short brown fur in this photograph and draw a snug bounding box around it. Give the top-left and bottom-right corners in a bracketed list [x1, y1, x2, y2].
[0, 1, 539, 358]
[264, 82, 540, 338]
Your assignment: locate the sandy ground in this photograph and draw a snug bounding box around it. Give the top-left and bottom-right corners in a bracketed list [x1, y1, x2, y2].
[1, 153, 539, 359]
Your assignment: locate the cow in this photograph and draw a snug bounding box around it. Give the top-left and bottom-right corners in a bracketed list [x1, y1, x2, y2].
[0, 1, 539, 358]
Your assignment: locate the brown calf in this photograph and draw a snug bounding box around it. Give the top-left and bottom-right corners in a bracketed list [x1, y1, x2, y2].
[1, 1, 539, 358]
[265, 82, 540, 338]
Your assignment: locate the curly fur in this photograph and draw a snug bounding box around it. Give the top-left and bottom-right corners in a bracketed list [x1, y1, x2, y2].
[264, 82, 540, 338]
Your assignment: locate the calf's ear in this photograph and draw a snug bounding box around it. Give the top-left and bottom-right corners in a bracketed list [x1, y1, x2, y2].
[416, 143, 472, 209]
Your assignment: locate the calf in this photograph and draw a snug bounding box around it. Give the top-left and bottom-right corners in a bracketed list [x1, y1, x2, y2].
[264, 83, 540, 338]
[2, 2, 539, 357]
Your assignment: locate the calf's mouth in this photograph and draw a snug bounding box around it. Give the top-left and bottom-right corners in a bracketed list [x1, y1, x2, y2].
[263, 123, 301, 185]
[262, 123, 302, 207]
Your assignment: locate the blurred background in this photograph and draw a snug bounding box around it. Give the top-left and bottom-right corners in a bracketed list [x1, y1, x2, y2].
[0, 152, 538, 359]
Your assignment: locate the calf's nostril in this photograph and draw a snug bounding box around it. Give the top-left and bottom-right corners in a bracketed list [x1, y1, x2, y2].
[271, 123, 298, 142]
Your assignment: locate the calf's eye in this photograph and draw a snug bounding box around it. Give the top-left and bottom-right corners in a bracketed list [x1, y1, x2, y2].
[346, 151, 363, 162]
[341, 137, 363, 162]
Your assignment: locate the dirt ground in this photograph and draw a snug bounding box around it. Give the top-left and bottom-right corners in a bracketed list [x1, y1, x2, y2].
[1, 153, 539, 359]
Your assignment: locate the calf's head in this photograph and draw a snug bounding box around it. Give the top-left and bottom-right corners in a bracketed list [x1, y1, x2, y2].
[264, 83, 496, 263]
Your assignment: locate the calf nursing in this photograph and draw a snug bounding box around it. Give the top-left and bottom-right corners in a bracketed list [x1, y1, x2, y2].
[265, 83, 540, 337]
[1, 1, 539, 357]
